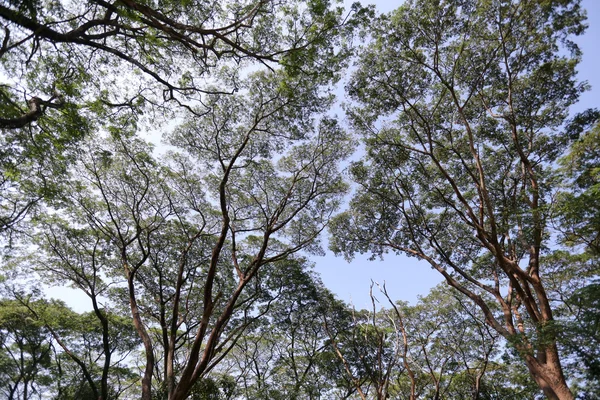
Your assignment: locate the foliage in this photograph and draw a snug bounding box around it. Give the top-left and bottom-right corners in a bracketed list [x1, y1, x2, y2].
[555, 118, 600, 254]
[0, 0, 365, 239]
[0, 0, 597, 398]
[0, 298, 53, 400]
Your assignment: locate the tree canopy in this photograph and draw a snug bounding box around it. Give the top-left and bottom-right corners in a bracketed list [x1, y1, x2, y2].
[0, 0, 598, 399]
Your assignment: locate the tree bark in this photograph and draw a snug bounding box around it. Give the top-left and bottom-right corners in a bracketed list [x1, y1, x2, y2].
[525, 353, 574, 400]
[0, 97, 43, 129]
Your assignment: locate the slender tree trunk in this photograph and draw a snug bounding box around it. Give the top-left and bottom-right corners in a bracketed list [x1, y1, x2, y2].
[473, 371, 482, 400]
[126, 268, 154, 400]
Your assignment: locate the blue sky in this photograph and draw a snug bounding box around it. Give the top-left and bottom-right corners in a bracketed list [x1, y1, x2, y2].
[316, 0, 600, 309]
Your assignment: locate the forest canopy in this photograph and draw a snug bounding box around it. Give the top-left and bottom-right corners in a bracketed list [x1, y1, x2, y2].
[0, 0, 598, 399]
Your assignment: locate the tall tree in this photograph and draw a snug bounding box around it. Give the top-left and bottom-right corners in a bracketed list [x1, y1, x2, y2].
[330, 0, 587, 398]
[322, 283, 538, 400]
[2, 1, 364, 397]
[0, 294, 140, 400]
[32, 215, 144, 400]
[28, 63, 352, 399]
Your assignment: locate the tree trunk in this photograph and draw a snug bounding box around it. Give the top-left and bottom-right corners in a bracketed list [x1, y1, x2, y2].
[525, 354, 574, 400]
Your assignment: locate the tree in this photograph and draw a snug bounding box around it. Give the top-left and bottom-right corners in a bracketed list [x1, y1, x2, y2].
[0, 293, 139, 400]
[0, 298, 53, 400]
[32, 214, 143, 400]
[322, 284, 406, 400]
[330, 0, 587, 398]
[222, 258, 341, 400]
[322, 283, 538, 400]
[1, 1, 365, 397]
[554, 280, 600, 399]
[407, 286, 538, 400]
[26, 61, 352, 399]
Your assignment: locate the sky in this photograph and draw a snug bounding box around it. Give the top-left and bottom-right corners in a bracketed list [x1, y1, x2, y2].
[315, 0, 600, 310]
